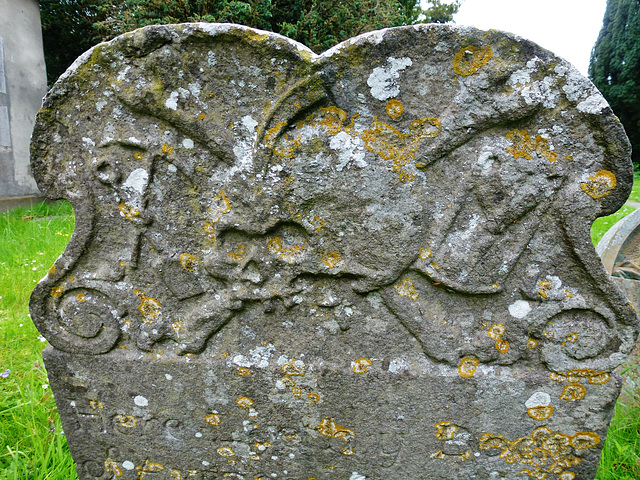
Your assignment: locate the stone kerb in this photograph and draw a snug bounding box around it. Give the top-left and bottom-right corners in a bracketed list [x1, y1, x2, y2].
[30, 23, 639, 480]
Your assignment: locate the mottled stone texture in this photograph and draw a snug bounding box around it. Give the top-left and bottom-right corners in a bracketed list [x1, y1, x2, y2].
[30, 23, 639, 480]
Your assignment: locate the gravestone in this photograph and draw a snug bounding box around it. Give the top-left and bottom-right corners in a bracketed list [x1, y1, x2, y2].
[0, 0, 47, 208]
[30, 23, 639, 480]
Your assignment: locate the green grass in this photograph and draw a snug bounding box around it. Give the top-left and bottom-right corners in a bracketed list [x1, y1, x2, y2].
[0, 200, 78, 479]
[1, 198, 639, 479]
[591, 205, 637, 245]
[591, 171, 640, 246]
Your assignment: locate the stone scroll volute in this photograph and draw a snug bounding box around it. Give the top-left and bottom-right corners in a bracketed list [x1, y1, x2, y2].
[30, 23, 639, 480]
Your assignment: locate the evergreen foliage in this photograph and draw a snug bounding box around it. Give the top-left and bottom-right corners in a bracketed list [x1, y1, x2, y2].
[40, 0, 460, 87]
[589, 0, 640, 164]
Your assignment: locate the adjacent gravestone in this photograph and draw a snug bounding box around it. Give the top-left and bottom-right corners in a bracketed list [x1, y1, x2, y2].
[0, 0, 47, 208]
[30, 23, 639, 480]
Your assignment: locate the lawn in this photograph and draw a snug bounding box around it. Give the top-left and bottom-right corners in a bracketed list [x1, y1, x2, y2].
[0, 196, 639, 479]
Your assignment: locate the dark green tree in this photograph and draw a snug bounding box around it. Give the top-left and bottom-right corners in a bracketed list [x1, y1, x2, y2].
[39, 0, 104, 86]
[589, 0, 640, 164]
[40, 0, 460, 86]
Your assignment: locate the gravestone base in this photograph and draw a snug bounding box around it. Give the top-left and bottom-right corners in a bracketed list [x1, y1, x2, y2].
[45, 297, 619, 480]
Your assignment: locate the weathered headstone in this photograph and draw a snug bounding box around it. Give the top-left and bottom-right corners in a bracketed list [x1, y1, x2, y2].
[0, 0, 47, 208]
[30, 23, 639, 480]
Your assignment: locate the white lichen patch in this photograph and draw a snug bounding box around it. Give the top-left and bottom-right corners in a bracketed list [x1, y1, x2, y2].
[350, 473, 366, 480]
[577, 94, 608, 114]
[329, 131, 367, 170]
[133, 395, 148, 407]
[122, 461, 135, 470]
[231, 343, 275, 369]
[507, 58, 559, 108]
[207, 51, 217, 66]
[241, 115, 258, 139]
[182, 138, 194, 149]
[95, 99, 108, 112]
[165, 91, 179, 110]
[525, 392, 551, 408]
[389, 357, 411, 374]
[122, 168, 149, 196]
[367, 57, 413, 101]
[508, 300, 531, 319]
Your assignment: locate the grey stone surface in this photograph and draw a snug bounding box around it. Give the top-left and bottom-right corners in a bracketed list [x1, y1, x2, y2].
[30, 23, 639, 480]
[0, 0, 47, 197]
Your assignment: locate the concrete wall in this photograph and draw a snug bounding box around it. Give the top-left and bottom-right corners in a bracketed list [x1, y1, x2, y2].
[0, 0, 47, 200]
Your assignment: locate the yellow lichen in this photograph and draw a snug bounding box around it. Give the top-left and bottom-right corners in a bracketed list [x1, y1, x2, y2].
[571, 432, 600, 450]
[76, 293, 86, 303]
[560, 383, 586, 401]
[496, 339, 510, 353]
[119, 202, 140, 221]
[419, 247, 432, 260]
[281, 376, 295, 387]
[179, 253, 198, 271]
[386, 99, 404, 119]
[362, 116, 440, 182]
[291, 386, 302, 397]
[395, 278, 419, 301]
[459, 451, 471, 461]
[236, 396, 254, 409]
[162, 143, 174, 155]
[147, 463, 164, 472]
[550, 369, 610, 386]
[212, 190, 231, 216]
[565, 333, 578, 343]
[316, 417, 355, 442]
[527, 405, 554, 421]
[430, 450, 446, 459]
[134, 152, 143, 160]
[205, 413, 221, 426]
[135, 289, 161, 324]
[580, 170, 616, 198]
[488, 324, 506, 340]
[488, 324, 509, 353]
[480, 426, 592, 479]
[526, 338, 538, 349]
[453, 45, 493, 76]
[104, 458, 123, 477]
[227, 245, 246, 262]
[267, 236, 306, 264]
[538, 279, 553, 298]
[171, 321, 182, 332]
[307, 392, 320, 404]
[237, 367, 251, 377]
[352, 358, 372, 374]
[217, 446, 235, 457]
[51, 286, 63, 298]
[90, 400, 104, 410]
[458, 356, 479, 378]
[323, 252, 341, 269]
[116, 414, 137, 428]
[282, 359, 305, 376]
[311, 215, 325, 231]
[203, 222, 216, 242]
[435, 421, 458, 440]
[505, 130, 557, 162]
